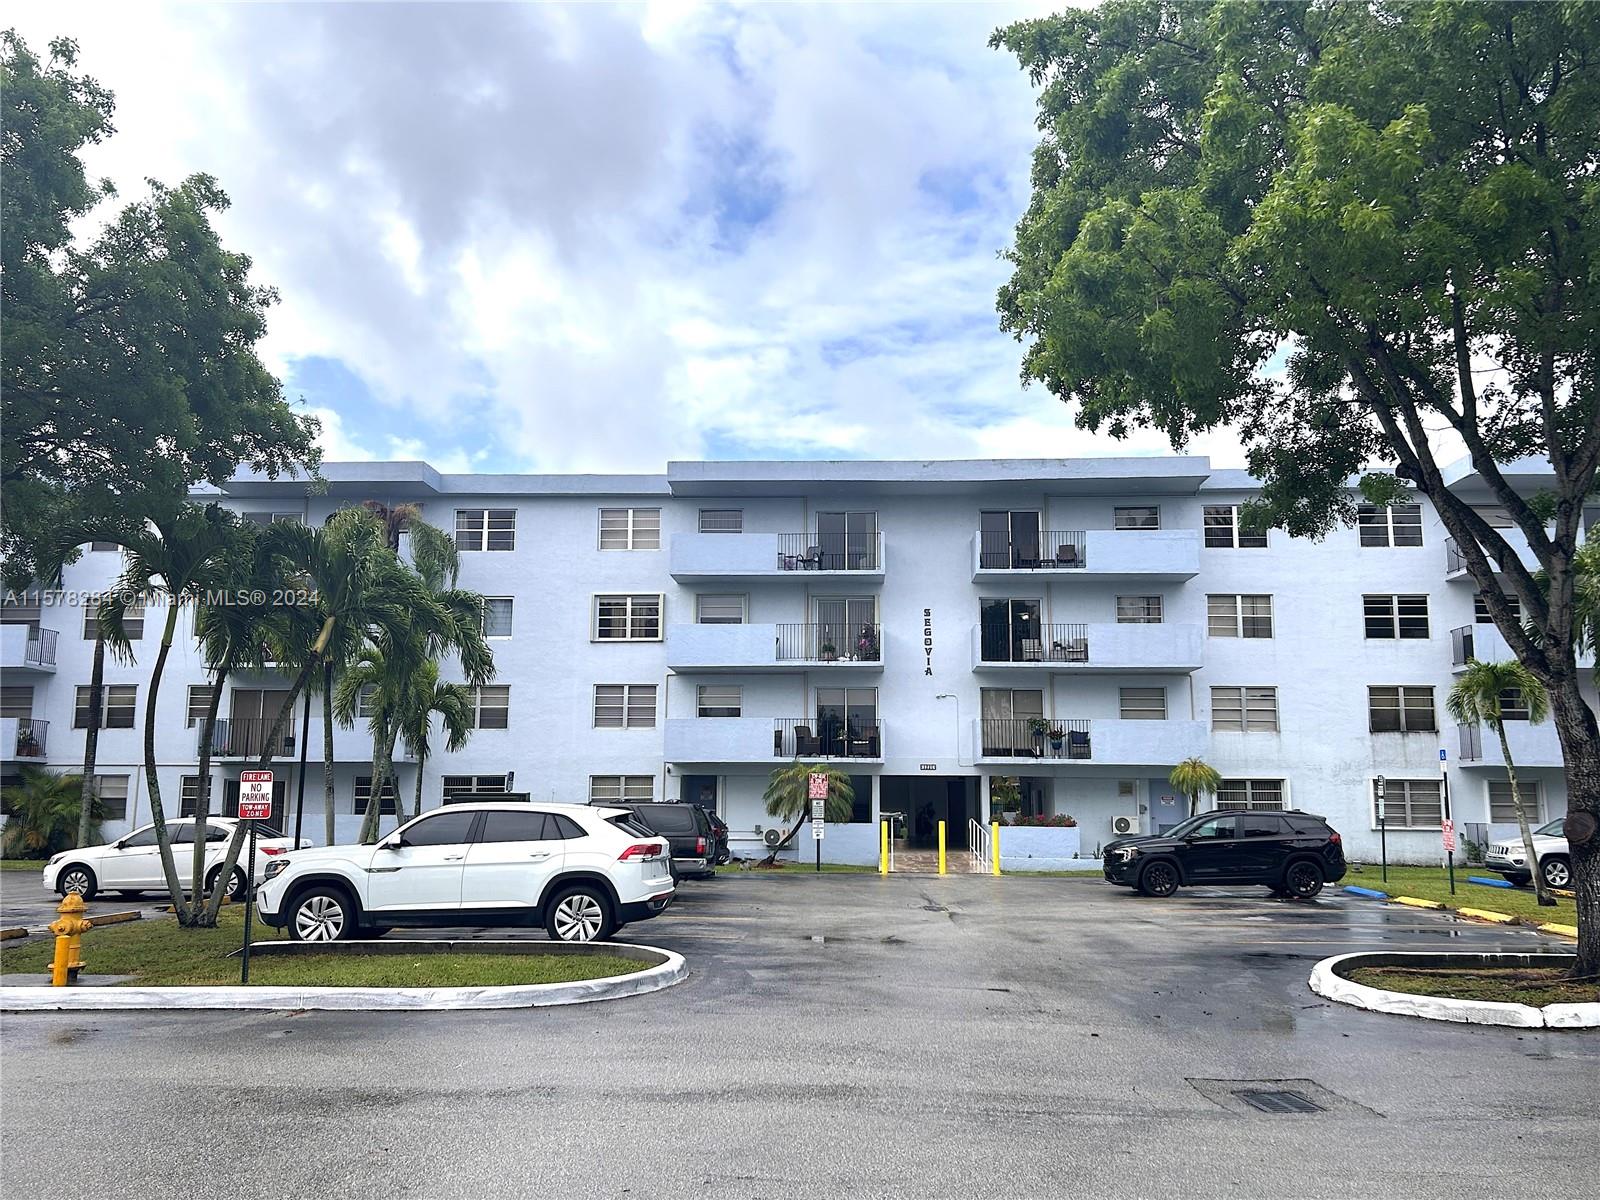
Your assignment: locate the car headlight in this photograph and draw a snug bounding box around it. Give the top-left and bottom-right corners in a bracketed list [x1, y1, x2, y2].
[263, 858, 291, 881]
[46, 854, 65, 867]
[1117, 846, 1141, 861]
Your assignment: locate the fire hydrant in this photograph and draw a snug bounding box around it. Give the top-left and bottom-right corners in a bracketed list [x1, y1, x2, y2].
[49, 893, 92, 987]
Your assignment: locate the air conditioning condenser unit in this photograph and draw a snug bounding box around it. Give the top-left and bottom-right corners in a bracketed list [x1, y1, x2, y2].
[1111, 815, 1139, 836]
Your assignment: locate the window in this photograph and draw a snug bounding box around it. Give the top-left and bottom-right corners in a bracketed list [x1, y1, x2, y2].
[1374, 779, 1442, 828]
[1207, 594, 1273, 638]
[468, 685, 510, 730]
[90, 541, 119, 552]
[185, 686, 212, 727]
[75, 684, 136, 729]
[356, 684, 378, 720]
[442, 775, 509, 803]
[598, 507, 661, 551]
[353, 775, 400, 815]
[454, 508, 516, 551]
[1358, 502, 1424, 547]
[1364, 594, 1430, 639]
[481, 597, 514, 638]
[1211, 687, 1279, 733]
[1116, 595, 1163, 624]
[594, 594, 662, 640]
[590, 775, 654, 803]
[1369, 686, 1437, 733]
[699, 509, 743, 533]
[593, 684, 657, 729]
[83, 599, 145, 640]
[243, 511, 304, 526]
[122, 827, 160, 848]
[696, 594, 746, 625]
[1203, 504, 1268, 548]
[1499, 688, 1531, 721]
[1217, 779, 1285, 811]
[1187, 815, 1237, 839]
[479, 811, 554, 842]
[1113, 506, 1160, 530]
[1119, 687, 1166, 720]
[0, 686, 33, 719]
[1474, 592, 1521, 623]
[697, 685, 742, 718]
[1489, 780, 1542, 824]
[92, 775, 130, 821]
[1240, 812, 1284, 838]
[180, 776, 204, 818]
[402, 810, 478, 846]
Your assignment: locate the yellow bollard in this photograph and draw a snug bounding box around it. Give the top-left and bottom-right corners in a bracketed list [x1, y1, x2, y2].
[991, 821, 1001, 876]
[879, 819, 889, 875]
[938, 821, 946, 875]
[49, 893, 92, 987]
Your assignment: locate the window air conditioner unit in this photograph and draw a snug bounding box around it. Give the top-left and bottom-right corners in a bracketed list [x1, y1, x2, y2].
[1111, 815, 1139, 836]
[763, 828, 785, 848]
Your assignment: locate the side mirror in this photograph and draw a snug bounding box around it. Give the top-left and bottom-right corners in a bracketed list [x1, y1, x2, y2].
[382, 836, 407, 851]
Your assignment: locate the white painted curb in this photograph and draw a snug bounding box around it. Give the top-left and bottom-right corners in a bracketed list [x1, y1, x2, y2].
[1309, 951, 1598, 1029]
[0, 946, 687, 1011]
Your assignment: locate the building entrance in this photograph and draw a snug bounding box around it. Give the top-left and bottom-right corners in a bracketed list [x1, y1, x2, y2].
[879, 776, 978, 850]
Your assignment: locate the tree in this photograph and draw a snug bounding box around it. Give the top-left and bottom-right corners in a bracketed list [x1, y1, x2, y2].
[397, 662, 475, 823]
[0, 33, 320, 589]
[993, 1, 1600, 974]
[1448, 660, 1556, 905]
[1, 768, 96, 859]
[761, 763, 855, 864]
[1169, 758, 1222, 819]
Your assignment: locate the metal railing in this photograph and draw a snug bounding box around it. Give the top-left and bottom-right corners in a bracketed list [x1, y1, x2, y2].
[772, 717, 882, 758]
[204, 717, 298, 759]
[979, 530, 1087, 570]
[978, 622, 1090, 664]
[23, 628, 58, 668]
[970, 818, 990, 874]
[1458, 722, 1483, 761]
[979, 718, 1092, 760]
[12, 718, 47, 758]
[775, 622, 881, 662]
[774, 532, 881, 571]
[1445, 538, 1467, 574]
[1451, 625, 1475, 667]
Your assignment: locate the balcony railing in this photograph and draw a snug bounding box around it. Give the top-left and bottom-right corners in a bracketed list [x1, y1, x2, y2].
[979, 622, 1089, 664]
[23, 628, 57, 668]
[12, 718, 47, 758]
[1451, 625, 1475, 667]
[979, 718, 1091, 760]
[203, 717, 299, 760]
[775, 623, 881, 662]
[773, 717, 881, 759]
[774, 533, 881, 572]
[978, 531, 1086, 571]
[1459, 722, 1483, 761]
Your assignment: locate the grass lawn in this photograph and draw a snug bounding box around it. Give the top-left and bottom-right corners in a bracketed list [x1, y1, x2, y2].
[1344, 864, 1577, 925]
[0, 860, 46, 872]
[0, 907, 644, 987]
[1348, 965, 1598, 1007]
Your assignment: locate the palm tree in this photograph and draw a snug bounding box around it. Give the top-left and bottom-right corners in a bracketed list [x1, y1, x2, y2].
[760, 762, 855, 864]
[1170, 758, 1222, 818]
[397, 662, 475, 821]
[1, 768, 96, 859]
[1447, 659, 1556, 906]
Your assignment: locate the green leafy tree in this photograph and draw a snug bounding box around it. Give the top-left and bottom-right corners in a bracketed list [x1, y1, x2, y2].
[397, 662, 476, 823]
[1, 768, 96, 859]
[1448, 660, 1555, 905]
[0, 33, 319, 589]
[994, 0, 1600, 974]
[761, 763, 855, 863]
[1169, 758, 1222, 819]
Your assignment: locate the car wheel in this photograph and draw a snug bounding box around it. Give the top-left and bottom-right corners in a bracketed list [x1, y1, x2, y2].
[1500, 873, 1531, 887]
[1137, 860, 1179, 898]
[57, 865, 97, 902]
[545, 886, 614, 943]
[288, 888, 355, 942]
[1285, 860, 1325, 899]
[1541, 856, 1571, 890]
[207, 866, 247, 902]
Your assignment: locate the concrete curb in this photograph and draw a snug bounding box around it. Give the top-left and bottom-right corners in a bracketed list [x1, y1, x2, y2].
[1457, 907, 1518, 925]
[1309, 951, 1598, 1029]
[1539, 923, 1579, 939]
[0, 944, 687, 1011]
[1392, 896, 1444, 909]
[1341, 884, 1576, 942]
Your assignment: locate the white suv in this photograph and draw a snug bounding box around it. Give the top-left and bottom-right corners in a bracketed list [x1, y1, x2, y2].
[1485, 818, 1571, 890]
[255, 802, 674, 943]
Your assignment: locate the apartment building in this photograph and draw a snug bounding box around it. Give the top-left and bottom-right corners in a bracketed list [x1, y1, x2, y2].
[1, 455, 1588, 866]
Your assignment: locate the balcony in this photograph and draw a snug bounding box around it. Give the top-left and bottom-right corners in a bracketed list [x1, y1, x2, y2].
[1452, 622, 1593, 674]
[0, 625, 57, 674]
[200, 716, 410, 762]
[1444, 531, 1541, 583]
[971, 529, 1199, 582]
[971, 622, 1203, 674]
[664, 717, 885, 763]
[1457, 720, 1563, 769]
[974, 717, 1207, 767]
[665, 623, 884, 673]
[668, 532, 885, 583]
[2, 717, 49, 761]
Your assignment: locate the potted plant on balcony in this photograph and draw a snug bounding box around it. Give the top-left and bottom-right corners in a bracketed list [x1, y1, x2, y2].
[15, 727, 40, 758]
[1026, 716, 1050, 755]
[855, 626, 879, 661]
[1047, 725, 1066, 752]
[819, 641, 837, 662]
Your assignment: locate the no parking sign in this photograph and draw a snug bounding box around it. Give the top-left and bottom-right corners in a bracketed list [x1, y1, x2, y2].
[238, 770, 274, 820]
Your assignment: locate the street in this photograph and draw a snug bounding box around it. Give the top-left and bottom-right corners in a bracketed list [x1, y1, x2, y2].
[1, 873, 1595, 1199]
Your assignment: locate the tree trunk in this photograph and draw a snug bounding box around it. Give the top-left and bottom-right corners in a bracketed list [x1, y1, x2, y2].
[413, 749, 426, 825]
[1495, 723, 1554, 907]
[188, 661, 230, 920]
[145, 604, 193, 924]
[252, 615, 336, 769]
[75, 632, 104, 848]
[1547, 678, 1600, 977]
[759, 811, 809, 866]
[358, 717, 392, 845]
[322, 661, 336, 847]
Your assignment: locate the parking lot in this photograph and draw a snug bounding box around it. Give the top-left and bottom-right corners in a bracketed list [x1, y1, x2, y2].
[2, 871, 1596, 1200]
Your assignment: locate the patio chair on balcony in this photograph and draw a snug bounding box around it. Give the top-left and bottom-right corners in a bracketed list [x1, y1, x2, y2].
[793, 724, 822, 756]
[1050, 637, 1088, 662]
[1055, 543, 1082, 568]
[1067, 729, 1091, 759]
[851, 725, 880, 757]
[1020, 638, 1043, 662]
[798, 544, 822, 570]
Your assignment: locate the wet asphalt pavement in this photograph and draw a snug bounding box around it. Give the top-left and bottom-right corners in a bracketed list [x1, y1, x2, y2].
[1, 872, 1595, 1200]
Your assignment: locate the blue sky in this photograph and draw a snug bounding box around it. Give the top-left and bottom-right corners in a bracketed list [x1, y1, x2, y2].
[17, 1, 1254, 474]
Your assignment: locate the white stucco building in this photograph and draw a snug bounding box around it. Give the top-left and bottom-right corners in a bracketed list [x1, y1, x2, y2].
[1, 455, 1589, 866]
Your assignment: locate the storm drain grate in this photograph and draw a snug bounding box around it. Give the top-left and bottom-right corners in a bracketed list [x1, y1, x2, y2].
[1234, 1089, 1325, 1114]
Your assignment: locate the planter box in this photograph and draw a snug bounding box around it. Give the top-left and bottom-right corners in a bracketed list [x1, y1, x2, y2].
[999, 825, 1082, 871]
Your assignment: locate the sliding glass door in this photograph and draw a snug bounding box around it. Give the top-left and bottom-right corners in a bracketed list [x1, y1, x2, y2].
[817, 511, 879, 570]
[979, 597, 1041, 662]
[815, 688, 879, 757]
[979, 510, 1040, 569]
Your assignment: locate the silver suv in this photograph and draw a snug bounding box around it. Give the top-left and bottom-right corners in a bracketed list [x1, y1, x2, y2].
[1485, 818, 1571, 890]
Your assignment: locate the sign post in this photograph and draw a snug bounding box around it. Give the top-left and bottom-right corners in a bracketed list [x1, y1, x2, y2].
[237, 769, 274, 984]
[1440, 749, 1456, 895]
[1375, 774, 1387, 884]
[808, 773, 828, 873]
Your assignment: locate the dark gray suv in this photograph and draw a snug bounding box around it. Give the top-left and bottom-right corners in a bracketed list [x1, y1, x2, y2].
[1102, 810, 1347, 898]
[595, 802, 718, 881]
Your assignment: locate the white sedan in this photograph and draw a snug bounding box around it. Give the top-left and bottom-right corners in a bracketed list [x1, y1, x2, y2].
[1485, 818, 1571, 890]
[42, 818, 306, 902]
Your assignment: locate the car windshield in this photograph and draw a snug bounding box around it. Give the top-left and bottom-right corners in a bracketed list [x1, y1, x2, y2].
[1155, 813, 1208, 839]
[1533, 818, 1566, 838]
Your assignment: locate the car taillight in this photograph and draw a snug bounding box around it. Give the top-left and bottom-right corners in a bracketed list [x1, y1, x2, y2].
[261, 846, 287, 856]
[696, 837, 706, 855]
[618, 843, 661, 861]
[1328, 832, 1341, 844]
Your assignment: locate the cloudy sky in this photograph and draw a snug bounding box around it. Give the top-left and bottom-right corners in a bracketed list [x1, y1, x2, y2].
[14, 1, 1251, 474]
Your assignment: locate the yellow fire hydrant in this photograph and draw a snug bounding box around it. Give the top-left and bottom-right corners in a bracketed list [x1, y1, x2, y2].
[49, 893, 92, 987]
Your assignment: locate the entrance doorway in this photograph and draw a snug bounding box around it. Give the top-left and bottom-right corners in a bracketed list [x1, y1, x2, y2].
[879, 776, 978, 850]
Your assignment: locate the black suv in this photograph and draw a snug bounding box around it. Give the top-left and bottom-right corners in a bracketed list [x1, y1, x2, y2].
[1103, 810, 1346, 898]
[599, 802, 718, 880]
